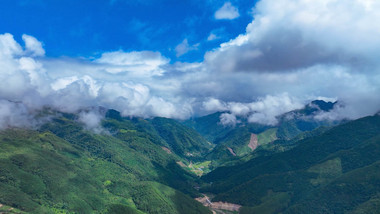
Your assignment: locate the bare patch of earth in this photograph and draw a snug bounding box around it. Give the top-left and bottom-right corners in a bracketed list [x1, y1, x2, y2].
[196, 195, 241, 214]
[161, 146, 172, 154]
[248, 133, 258, 151]
[227, 147, 237, 156]
[176, 161, 186, 167]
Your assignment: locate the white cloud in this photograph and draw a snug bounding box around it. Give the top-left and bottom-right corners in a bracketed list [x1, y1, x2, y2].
[203, 98, 227, 112]
[247, 94, 304, 125]
[2, 0, 380, 133]
[0, 33, 23, 57]
[207, 0, 380, 72]
[0, 33, 197, 129]
[96, 50, 169, 76]
[207, 28, 226, 42]
[51, 76, 80, 91]
[0, 100, 31, 129]
[202, 94, 304, 125]
[22, 34, 45, 57]
[219, 113, 237, 126]
[188, 0, 380, 124]
[214, 2, 240, 20]
[207, 33, 219, 41]
[0, 99, 50, 129]
[175, 39, 199, 57]
[78, 110, 105, 133]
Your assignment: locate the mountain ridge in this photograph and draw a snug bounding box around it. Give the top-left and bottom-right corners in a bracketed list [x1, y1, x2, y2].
[0, 101, 378, 214]
[201, 114, 380, 213]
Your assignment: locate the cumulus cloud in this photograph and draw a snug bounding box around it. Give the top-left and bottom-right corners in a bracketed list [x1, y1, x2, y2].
[22, 34, 45, 56]
[219, 113, 238, 126]
[0, 33, 195, 130]
[175, 39, 199, 57]
[189, 0, 380, 124]
[203, 94, 304, 126]
[203, 98, 227, 112]
[206, 0, 380, 72]
[0, 33, 23, 57]
[247, 94, 304, 125]
[1, 0, 380, 130]
[214, 2, 240, 20]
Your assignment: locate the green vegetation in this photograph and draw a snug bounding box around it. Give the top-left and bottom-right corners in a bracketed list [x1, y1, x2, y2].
[0, 104, 377, 214]
[240, 192, 290, 214]
[205, 127, 252, 168]
[202, 115, 380, 213]
[257, 128, 277, 145]
[0, 203, 24, 213]
[188, 161, 212, 176]
[184, 100, 340, 170]
[184, 112, 233, 142]
[150, 117, 213, 160]
[307, 158, 342, 186]
[0, 111, 212, 214]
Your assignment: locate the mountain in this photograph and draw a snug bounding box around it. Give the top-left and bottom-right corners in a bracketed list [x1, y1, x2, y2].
[1, 104, 377, 214]
[201, 114, 380, 213]
[149, 117, 213, 161]
[184, 100, 340, 168]
[184, 112, 237, 143]
[276, 100, 339, 140]
[0, 110, 211, 214]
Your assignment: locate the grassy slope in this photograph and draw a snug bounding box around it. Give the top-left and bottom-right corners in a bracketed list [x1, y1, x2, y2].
[0, 113, 211, 214]
[257, 128, 277, 145]
[202, 115, 380, 213]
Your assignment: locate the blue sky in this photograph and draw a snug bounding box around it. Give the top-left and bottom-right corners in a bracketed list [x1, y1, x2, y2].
[0, 0, 256, 61]
[0, 0, 379, 128]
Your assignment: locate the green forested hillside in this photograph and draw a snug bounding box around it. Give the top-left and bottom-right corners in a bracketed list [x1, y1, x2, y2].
[185, 100, 339, 168]
[0, 111, 211, 214]
[184, 112, 234, 142]
[202, 114, 380, 213]
[1, 107, 378, 214]
[204, 127, 253, 168]
[150, 117, 213, 160]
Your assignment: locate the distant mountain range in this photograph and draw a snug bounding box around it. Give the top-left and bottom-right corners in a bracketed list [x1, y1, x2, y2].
[184, 100, 341, 169]
[0, 100, 379, 214]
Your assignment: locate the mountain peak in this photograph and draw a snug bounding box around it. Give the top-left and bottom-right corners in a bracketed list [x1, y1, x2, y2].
[310, 100, 337, 112]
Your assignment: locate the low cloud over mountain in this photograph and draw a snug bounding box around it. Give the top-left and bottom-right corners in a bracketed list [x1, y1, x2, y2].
[0, 0, 379, 129]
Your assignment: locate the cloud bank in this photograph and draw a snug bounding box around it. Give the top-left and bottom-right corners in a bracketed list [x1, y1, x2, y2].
[0, 0, 380, 129]
[206, 0, 380, 72]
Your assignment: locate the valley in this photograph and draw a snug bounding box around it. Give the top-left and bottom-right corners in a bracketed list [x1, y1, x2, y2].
[0, 101, 379, 214]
